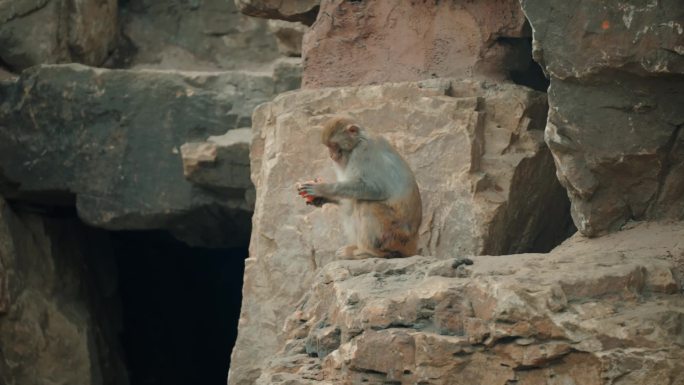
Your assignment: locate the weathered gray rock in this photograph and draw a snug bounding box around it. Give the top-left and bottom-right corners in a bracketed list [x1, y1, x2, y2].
[0, 197, 127, 385]
[268, 20, 306, 57]
[0, 64, 298, 247]
[121, 0, 280, 71]
[0, 0, 118, 71]
[545, 75, 684, 236]
[521, 0, 684, 236]
[229, 79, 573, 385]
[256, 222, 684, 385]
[234, 0, 319, 24]
[521, 0, 684, 79]
[302, 0, 530, 88]
[181, 128, 253, 201]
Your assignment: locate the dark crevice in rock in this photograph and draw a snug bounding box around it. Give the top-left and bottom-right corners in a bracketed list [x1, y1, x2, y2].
[503, 35, 549, 92]
[7, 198, 78, 217]
[0, 56, 17, 75]
[102, 32, 139, 69]
[513, 348, 576, 371]
[483, 149, 577, 255]
[353, 367, 387, 376]
[299, 5, 320, 26]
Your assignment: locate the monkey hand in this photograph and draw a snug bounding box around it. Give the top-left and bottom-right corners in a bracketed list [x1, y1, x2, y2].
[297, 178, 329, 207]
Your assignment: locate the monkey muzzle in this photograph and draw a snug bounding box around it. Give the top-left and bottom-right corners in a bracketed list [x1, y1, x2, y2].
[329, 147, 343, 162]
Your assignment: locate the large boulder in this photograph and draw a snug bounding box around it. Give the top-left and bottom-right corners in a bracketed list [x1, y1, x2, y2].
[229, 78, 574, 385]
[120, 0, 282, 71]
[0, 197, 127, 385]
[0, 64, 299, 247]
[302, 0, 531, 88]
[521, 0, 684, 236]
[256, 221, 684, 384]
[0, 0, 118, 71]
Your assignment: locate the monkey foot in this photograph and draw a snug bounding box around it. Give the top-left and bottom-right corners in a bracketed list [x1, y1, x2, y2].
[335, 245, 358, 259]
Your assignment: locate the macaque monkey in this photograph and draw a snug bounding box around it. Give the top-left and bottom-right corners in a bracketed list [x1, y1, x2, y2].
[297, 116, 422, 259]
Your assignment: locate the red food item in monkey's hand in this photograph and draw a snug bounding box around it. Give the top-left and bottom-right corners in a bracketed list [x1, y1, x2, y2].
[296, 178, 327, 207]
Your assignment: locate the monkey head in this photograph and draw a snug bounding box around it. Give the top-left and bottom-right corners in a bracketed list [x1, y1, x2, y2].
[321, 116, 364, 165]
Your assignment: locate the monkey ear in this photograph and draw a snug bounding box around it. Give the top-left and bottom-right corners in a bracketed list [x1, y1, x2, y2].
[347, 124, 360, 135]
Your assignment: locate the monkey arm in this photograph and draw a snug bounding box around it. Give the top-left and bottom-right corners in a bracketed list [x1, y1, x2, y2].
[297, 180, 339, 207]
[303, 179, 388, 201]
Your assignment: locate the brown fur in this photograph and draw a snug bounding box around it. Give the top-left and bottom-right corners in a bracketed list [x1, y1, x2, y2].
[301, 116, 422, 259]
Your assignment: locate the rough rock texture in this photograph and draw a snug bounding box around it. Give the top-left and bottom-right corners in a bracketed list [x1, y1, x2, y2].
[229, 79, 574, 385]
[302, 0, 531, 88]
[0, 64, 299, 247]
[521, 0, 683, 79]
[521, 0, 684, 236]
[120, 0, 280, 71]
[268, 20, 307, 57]
[181, 128, 253, 202]
[255, 221, 684, 385]
[234, 0, 319, 25]
[0, 197, 127, 385]
[0, 0, 118, 71]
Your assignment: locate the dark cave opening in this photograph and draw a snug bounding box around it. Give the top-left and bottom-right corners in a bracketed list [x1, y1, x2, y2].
[510, 63, 549, 92]
[5, 199, 248, 385]
[498, 20, 550, 92]
[111, 230, 247, 385]
[508, 37, 549, 93]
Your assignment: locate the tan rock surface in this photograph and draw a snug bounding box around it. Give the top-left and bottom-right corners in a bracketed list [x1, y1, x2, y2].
[302, 0, 530, 88]
[0, 197, 127, 385]
[256, 222, 684, 384]
[229, 78, 573, 385]
[181, 128, 254, 201]
[268, 19, 307, 57]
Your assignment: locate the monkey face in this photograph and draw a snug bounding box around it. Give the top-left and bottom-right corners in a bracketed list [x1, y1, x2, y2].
[327, 144, 343, 162]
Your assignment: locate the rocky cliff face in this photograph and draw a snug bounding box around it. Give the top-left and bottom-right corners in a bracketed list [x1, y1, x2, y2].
[521, 0, 684, 236]
[301, 0, 532, 88]
[230, 77, 574, 384]
[0, 197, 127, 385]
[0, 0, 682, 384]
[257, 222, 684, 385]
[0, 0, 118, 71]
[0, 1, 302, 384]
[0, 63, 293, 247]
[229, 1, 684, 385]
